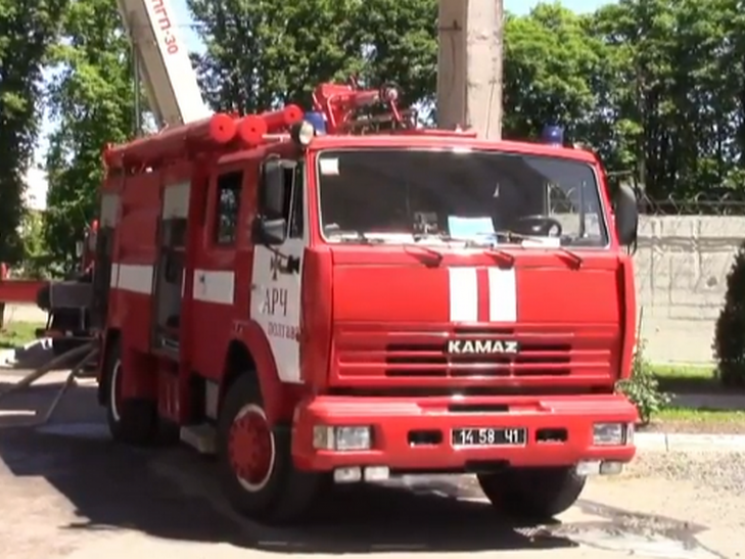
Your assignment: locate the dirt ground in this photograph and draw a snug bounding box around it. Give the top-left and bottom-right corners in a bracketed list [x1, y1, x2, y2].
[0, 371, 742, 559]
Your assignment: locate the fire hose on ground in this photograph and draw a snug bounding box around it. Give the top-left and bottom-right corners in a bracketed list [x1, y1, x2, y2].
[0, 341, 98, 427]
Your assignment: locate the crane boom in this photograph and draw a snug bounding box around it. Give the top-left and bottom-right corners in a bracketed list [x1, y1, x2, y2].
[116, 0, 210, 127]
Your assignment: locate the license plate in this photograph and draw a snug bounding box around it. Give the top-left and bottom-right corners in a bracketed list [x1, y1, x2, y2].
[452, 427, 527, 447]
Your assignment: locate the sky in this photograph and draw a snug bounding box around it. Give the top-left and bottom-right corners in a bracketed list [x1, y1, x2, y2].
[25, 0, 612, 209]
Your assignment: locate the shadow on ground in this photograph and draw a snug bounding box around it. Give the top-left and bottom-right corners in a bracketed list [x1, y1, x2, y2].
[0, 374, 95, 429]
[0, 383, 575, 554]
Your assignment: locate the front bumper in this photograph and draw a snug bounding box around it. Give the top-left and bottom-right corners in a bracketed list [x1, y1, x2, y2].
[292, 394, 637, 472]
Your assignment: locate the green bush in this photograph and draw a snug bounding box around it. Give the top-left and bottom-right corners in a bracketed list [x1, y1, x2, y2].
[617, 340, 670, 425]
[714, 240, 745, 388]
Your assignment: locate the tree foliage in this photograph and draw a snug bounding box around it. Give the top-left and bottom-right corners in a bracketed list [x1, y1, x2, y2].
[0, 0, 65, 265]
[42, 0, 135, 274]
[714, 241, 745, 387]
[188, 0, 437, 112]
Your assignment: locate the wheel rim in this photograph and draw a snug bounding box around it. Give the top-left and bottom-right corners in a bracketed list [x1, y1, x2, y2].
[228, 403, 275, 492]
[109, 359, 122, 423]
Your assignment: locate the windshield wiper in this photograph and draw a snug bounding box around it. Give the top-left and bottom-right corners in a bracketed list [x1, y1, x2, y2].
[404, 244, 444, 267]
[556, 246, 583, 267]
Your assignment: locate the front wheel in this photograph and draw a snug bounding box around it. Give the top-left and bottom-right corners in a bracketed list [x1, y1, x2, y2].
[477, 466, 586, 519]
[217, 374, 325, 524]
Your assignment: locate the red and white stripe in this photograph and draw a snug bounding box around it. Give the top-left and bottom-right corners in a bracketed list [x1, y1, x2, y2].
[448, 267, 517, 323]
[108, 263, 518, 323]
[110, 263, 235, 305]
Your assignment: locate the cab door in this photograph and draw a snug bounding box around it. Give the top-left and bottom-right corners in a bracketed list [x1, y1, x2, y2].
[189, 166, 243, 379]
[249, 156, 307, 384]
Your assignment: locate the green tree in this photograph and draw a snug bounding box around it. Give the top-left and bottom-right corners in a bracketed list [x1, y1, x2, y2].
[189, 0, 367, 113]
[0, 0, 66, 265]
[502, 4, 607, 145]
[43, 0, 135, 274]
[189, 0, 437, 115]
[591, 0, 737, 199]
[354, 0, 438, 108]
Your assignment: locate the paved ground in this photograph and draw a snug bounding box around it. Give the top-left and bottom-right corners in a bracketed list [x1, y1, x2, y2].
[2, 303, 47, 324]
[0, 371, 743, 559]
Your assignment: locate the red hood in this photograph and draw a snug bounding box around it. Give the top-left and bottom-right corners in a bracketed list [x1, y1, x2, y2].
[327, 245, 629, 391]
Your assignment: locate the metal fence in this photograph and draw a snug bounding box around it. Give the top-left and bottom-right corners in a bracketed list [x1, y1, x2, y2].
[639, 189, 745, 216]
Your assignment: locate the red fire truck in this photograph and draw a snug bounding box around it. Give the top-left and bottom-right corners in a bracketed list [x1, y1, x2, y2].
[92, 82, 640, 526]
[75, 0, 641, 527]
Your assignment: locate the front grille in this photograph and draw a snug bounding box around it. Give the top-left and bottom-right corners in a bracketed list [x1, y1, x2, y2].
[333, 325, 615, 381]
[385, 327, 571, 378]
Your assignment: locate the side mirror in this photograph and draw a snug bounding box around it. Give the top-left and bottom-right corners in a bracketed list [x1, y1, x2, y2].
[75, 241, 84, 258]
[253, 217, 286, 246]
[259, 160, 285, 218]
[613, 183, 638, 247]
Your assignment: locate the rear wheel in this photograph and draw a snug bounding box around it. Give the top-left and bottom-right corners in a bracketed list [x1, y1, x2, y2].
[104, 341, 158, 445]
[477, 466, 586, 519]
[217, 374, 324, 524]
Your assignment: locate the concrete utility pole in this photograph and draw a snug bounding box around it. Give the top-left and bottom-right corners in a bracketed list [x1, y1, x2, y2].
[436, 0, 504, 140]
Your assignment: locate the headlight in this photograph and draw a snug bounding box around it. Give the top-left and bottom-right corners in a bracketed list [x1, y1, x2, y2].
[313, 425, 372, 451]
[593, 422, 630, 446]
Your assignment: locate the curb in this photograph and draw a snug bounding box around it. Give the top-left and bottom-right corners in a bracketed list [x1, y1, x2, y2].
[635, 432, 745, 452]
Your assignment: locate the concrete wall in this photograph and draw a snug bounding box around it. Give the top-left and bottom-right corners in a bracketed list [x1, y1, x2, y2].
[635, 216, 745, 364]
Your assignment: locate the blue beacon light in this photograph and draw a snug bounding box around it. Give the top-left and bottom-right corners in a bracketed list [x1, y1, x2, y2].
[541, 125, 564, 146]
[303, 111, 327, 135]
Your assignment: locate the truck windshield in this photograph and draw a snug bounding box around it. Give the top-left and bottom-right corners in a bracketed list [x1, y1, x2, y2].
[316, 148, 608, 247]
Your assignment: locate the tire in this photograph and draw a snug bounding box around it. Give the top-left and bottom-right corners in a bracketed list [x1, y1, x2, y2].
[217, 374, 324, 524]
[104, 341, 159, 446]
[477, 466, 586, 519]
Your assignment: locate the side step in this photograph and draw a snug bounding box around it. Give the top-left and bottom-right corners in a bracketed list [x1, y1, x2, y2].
[180, 423, 217, 454]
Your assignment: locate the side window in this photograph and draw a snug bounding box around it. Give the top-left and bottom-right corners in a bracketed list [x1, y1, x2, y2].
[289, 163, 304, 238]
[214, 171, 243, 245]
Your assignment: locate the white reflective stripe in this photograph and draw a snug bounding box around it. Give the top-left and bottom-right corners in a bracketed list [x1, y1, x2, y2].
[163, 181, 190, 219]
[117, 263, 154, 295]
[193, 269, 234, 305]
[488, 267, 517, 322]
[448, 267, 478, 322]
[109, 263, 119, 288]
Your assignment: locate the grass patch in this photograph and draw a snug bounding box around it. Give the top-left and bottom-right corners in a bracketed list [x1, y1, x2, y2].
[649, 406, 745, 432]
[657, 406, 745, 422]
[651, 364, 724, 394]
[643, 365, 745, 428]
[0, 321, 44, 349]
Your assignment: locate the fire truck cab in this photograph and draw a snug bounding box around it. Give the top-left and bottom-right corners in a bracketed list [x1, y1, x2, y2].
[93, 80, 640, 525]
